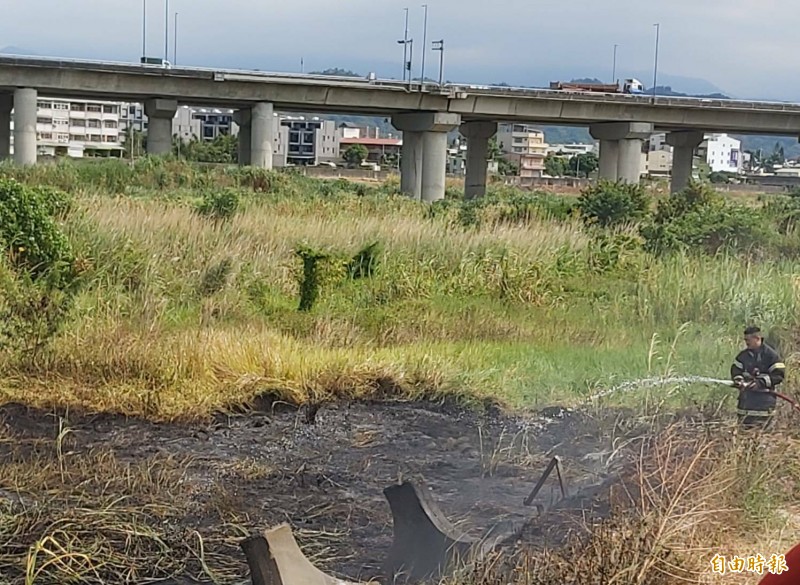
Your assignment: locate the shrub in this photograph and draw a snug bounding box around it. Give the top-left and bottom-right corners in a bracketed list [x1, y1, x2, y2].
[31, 185, 74, 219]
[640, 182, 775, 256]
[0, 178, 75, 283]
[651, 181, 720, 224]
[577, 180, 650, 227]
[194, 189, 240, 223]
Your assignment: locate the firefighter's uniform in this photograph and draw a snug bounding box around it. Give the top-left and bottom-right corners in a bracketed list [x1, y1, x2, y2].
[731, 343, 786, 429]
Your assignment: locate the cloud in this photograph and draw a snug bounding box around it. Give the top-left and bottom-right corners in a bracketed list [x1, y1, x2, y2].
[0, 0, 797, 99]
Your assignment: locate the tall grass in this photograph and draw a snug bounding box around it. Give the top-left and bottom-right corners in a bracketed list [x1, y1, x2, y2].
[0, 161, 798, 420]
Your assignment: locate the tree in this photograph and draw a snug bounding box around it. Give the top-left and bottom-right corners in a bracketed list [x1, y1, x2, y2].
[545, 153, 568, 177]
[488, 137, 503, 161]
[497, 158, 519, 176]
[175, 133, 237, 163]
[124, 129, 145, 158]
[344, 144, 369, 167]
[567, 152, 599, 178]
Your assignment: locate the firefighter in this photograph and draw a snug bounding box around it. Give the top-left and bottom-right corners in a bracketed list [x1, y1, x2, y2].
[731, 326, 786, 430]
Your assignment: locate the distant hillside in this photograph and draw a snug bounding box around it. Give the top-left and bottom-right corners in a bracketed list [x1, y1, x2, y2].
[0, 46, 39, 56]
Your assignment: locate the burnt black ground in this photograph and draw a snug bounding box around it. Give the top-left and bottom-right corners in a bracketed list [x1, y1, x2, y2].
[0, 398, 650, 583]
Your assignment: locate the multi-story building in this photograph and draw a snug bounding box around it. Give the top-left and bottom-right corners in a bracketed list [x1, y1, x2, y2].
[118, 104, 341, 166]
[173, 106, 203, 143]
[191, 107, 236, 140]
[275, 116, 338, 166]
[699, 133, 742, 174]
[649, 131, 742, 176]
[647, 149, 673, 177]
[8, 97, 125, 158]
[496, 123, 548, 182]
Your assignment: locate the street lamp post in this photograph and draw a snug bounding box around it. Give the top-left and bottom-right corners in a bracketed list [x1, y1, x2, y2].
[402, 8, 409, 81]
[652, 23, 660, 103]
[432, 39, 444, 87]
[612, 44, 618, 83]
[397, 39, 413, 90]
[164, 0, 169, 63]
[420, 4, 428, 88]
[173, 12, 178, 65]
[142, 0, 147, 59]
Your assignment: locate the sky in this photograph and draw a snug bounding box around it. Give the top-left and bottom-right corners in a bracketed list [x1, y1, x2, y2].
[0, 0, 796, 101]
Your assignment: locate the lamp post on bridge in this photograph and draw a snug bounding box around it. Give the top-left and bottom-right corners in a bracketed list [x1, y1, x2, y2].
[142, 0, 147, 60]
[401, 8, 409, 81]
[432, 39, 444, 87]
[420, 4, 428, 88]
[652, 23, 660, 103]
[164, 0, 169, 63]
[397, 38, 413, 91]
[173, 11, 179, 65]
[612, 44, 618, 83]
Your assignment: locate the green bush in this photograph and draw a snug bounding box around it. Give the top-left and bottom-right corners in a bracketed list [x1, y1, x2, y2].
[31, 185, 74, 219]
[0, 178, 75, 282]
[195, 189, 240, 223]
[577, 180, 650, 227]
[651, 181, 720, 224]
[641, 184, 771, 255]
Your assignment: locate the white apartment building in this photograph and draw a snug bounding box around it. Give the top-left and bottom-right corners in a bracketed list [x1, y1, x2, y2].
[700, 133, 742, 174]
[649, 132, 742, 175]
[8, 97, 125, 158]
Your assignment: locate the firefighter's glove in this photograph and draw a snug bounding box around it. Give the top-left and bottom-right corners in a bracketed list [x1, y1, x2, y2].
[733, 376, 744, 388]
[756, 374, 772, 392]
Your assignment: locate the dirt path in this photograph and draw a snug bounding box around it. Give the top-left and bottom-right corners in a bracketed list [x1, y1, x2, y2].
[0, 399, 644, 583]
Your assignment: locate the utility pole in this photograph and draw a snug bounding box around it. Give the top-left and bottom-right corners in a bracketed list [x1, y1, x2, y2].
[612, 44, 618, 83]
[402, 8, 409, 81]
[164, 0, 169, 62]
[173, 12, 178, 65]
[420, 4, 428, 87]
[652, 23, 660, 103]
[432, 39, 444, 86]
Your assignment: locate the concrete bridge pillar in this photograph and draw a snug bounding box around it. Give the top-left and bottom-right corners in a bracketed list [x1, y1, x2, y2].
[399, 131, 424, 199]
[0, 94, 11, 161]
[13, 88, 37, 165]
[392, 112, 461, 202]
[597, 140, 619, 181]
[233, 108, 252, 165]
[666, 130, 705, 194]
[144, 98, 178, 156]
[590, 122, 653, 184]
[233, 102, 273, 169]
[460, 121, 497, 199]
[251, 102, 274, 169]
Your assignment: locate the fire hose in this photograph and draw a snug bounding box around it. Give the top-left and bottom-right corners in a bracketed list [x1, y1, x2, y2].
[719, 375, 800, 415]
